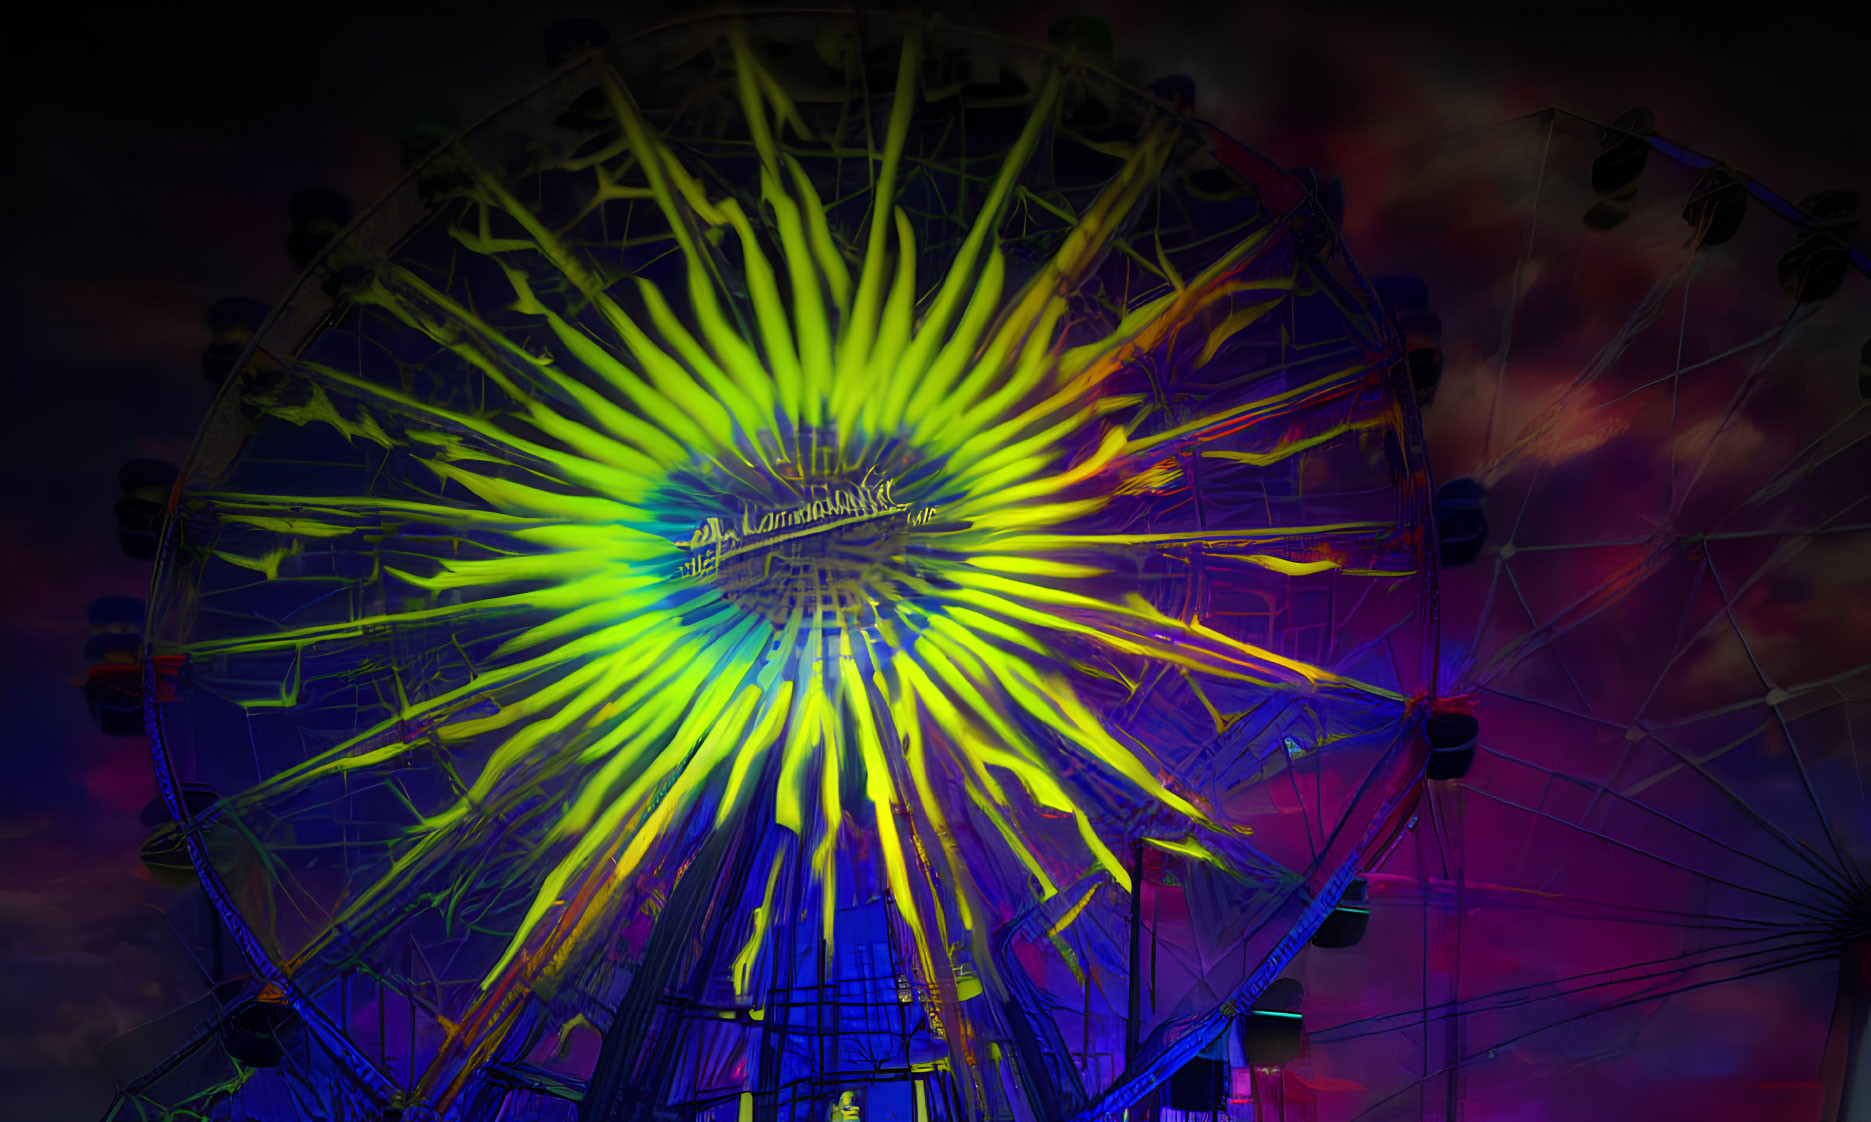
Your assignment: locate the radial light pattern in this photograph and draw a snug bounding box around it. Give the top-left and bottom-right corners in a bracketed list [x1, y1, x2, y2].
[131, 14, 1435, 1121]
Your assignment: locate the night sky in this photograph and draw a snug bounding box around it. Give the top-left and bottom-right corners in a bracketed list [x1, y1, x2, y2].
[1, 3, 1864, 1119]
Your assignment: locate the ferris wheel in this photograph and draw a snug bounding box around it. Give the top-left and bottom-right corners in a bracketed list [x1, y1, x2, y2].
[99, 11, 1441, 1122]
[1277, 108, 1871, 1121]
[85, 10, 1869, 1122]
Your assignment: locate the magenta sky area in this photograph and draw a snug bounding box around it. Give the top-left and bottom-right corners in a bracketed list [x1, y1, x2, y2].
[0, 3, 1864, 1119]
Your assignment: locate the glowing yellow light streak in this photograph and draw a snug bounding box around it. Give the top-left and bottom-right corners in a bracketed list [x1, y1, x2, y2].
[184, 20, 1426, 1107]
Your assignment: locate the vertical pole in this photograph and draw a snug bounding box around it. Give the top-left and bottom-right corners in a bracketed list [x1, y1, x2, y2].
[1821, 942, 1871, 1122]
[758, 836, 802, 1122]
[1418, 817, 1430, 1122]
[407, 939, 416, 1098]
[882, 900, 912, 1081]
[579, 813, 749, 1122]
[1139, 888, 1159, 1122]
[817, 930, 829, 1117]
[1126, 842, 1145, 1068]
[1444, 787, 1465, 1122]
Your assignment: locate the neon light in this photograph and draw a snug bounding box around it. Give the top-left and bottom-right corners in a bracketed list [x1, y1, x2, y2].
[158, 18, 1428, 1109]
